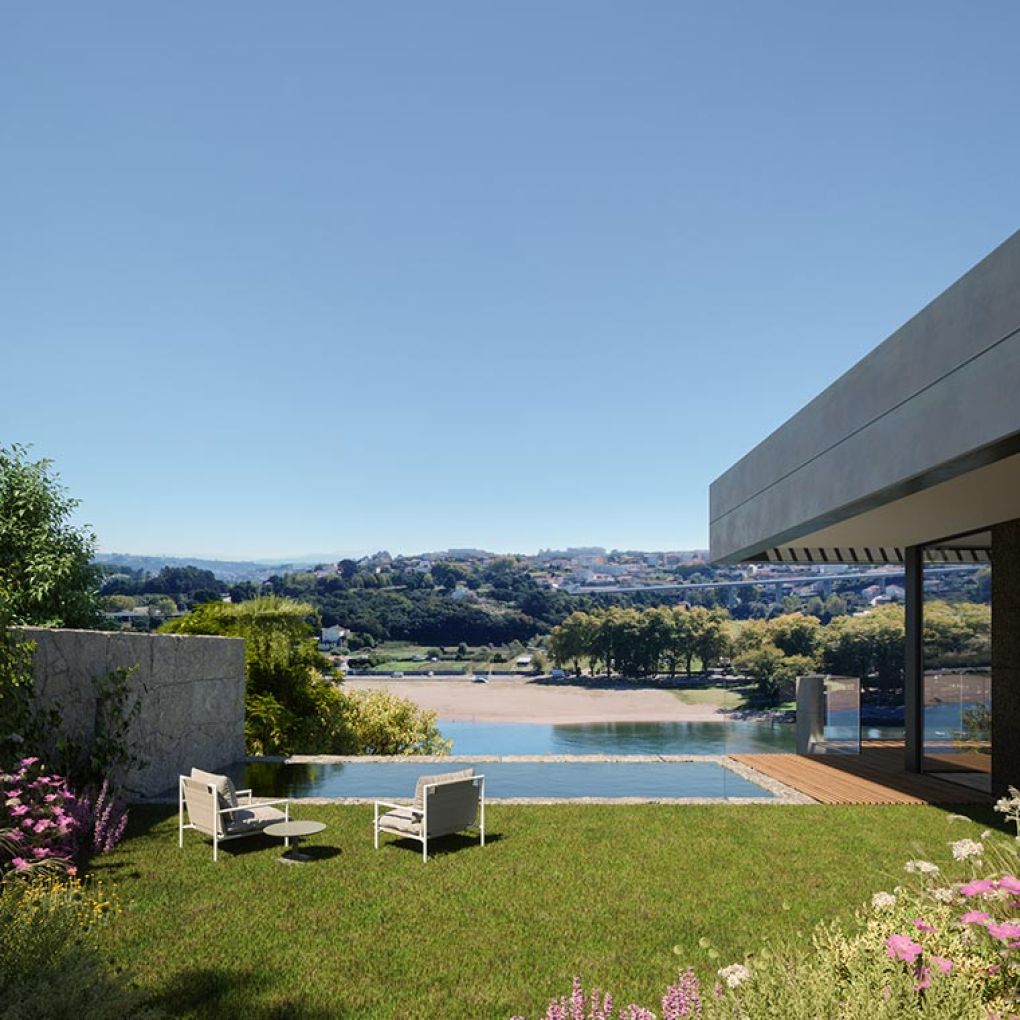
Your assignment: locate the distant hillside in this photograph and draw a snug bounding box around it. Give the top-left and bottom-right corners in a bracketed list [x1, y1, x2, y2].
[94, 553, 296, 582]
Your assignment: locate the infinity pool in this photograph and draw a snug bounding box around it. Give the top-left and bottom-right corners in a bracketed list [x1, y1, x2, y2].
[436, 719, 799, 756]
[438, 719, 907, 755]
[236, 759, 775, 800]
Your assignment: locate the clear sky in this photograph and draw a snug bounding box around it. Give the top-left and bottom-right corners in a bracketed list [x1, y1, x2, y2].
[2, 3, 1018, 561]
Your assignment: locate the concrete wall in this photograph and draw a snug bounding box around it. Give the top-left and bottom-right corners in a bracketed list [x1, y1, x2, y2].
[22, 628, 245, 798]
[711, 229, 1020, 561]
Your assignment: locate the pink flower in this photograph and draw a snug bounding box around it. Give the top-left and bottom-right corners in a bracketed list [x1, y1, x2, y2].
[960, 879, 997, 897]
[987, 964, 1001, 975]
[30, 846, 50, 858]
[10, 856, 28, 869]
[19, 757, 39, 767]
[986, 922, 1020, 942]
[913, 917, 936, 933]
[914, 966, 932, 992]
[885, 934, 923, 963]
[33, 819, 52, 833]
[930, 956, 953, 975]
[9, 804, 29, 817]
[961, 910, 992, 924]
[997, 875, 1020, 895]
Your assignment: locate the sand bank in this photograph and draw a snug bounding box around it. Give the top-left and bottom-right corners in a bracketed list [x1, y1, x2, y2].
[344, 677, 725, 725]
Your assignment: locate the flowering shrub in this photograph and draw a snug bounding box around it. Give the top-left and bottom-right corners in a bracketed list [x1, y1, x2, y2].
[511, 811, 1020, 1020]
[70, 777, 129, 857]
[510, 972, 703, 1020]
[0, 757, 79, 872]
[0, 872, 158, 1018]
[0, 758, 128, 875]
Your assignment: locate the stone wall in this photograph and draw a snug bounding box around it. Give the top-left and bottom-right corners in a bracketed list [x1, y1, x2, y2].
[20, 628, 245, 798]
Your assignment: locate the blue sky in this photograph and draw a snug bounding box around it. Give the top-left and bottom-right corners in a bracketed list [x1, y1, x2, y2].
[2, 3, 1018, 560]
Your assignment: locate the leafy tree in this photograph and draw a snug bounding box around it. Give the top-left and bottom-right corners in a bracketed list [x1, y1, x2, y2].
[768, 612, 822, 658]
[691, 606, 731, 674]
[548, 612, 596, 676]
[163, 596, 448, 756]
[0, 444, 102, 627]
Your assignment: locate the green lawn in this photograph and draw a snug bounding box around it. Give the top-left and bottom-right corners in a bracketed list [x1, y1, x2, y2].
[672, 683, 796, 712]
[94, 803, 993, 1019]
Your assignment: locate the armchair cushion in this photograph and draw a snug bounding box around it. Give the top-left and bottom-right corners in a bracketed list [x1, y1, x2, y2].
[377, 807, 422, 836]
[225, 804, 287, 836]
[191, 767, 238, 813]
[413, 769, 475, 808]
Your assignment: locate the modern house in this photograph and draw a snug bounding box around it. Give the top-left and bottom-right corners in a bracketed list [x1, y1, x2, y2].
[710, 229, 1020, 794]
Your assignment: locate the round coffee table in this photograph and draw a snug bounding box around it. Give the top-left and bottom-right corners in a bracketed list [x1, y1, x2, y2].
[264, 820, 327, 863]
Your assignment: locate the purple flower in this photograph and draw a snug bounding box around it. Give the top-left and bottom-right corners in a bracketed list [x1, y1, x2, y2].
[960, 878, 996, 897]
[960, 910, 992, 925]
[662, 968, 702, 1019]
[885, 934, 923, 963]
[986, 921, 1020, 942]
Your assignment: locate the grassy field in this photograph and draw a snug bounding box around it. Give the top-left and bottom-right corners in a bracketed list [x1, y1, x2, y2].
[94, 803, 993, 1019]
[367, 641, 540, 675]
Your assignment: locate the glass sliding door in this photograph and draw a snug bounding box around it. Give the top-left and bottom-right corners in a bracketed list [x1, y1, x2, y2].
[921, 532, 992, 791]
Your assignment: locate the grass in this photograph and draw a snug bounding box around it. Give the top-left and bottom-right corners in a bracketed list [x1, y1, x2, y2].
[672, 683, 796, 712]
[93, 802, 994, 1019]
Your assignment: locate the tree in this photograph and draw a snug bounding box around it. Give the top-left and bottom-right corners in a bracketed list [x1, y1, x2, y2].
[688, 607, 729, 674]
[768, 613, 822, 658]
[548, 612, 596, 676]
[0, 444, 102, 628]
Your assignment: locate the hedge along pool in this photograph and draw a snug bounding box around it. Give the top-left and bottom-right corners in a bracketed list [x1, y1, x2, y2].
[234, 757, 782, 802]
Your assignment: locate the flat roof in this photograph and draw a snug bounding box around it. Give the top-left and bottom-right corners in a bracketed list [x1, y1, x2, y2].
[710, 230, 1020, 563]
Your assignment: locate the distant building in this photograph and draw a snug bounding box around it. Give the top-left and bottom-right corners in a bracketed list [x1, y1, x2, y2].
[319, 625, 348, 650]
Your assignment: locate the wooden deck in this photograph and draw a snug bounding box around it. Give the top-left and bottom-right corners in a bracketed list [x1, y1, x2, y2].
[733, 747, 995, 805]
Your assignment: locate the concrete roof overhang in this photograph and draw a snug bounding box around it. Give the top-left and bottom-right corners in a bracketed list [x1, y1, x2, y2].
[710, 230, 1020, 564]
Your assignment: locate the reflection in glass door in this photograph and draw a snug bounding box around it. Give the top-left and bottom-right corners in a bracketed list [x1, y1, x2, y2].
[921, 536, 992, 792]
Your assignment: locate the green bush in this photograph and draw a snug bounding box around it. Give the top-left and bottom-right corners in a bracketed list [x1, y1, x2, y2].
[163, 598, 448, 756]
[0, 873, 158, 1019]
[342, 689, 451, 755]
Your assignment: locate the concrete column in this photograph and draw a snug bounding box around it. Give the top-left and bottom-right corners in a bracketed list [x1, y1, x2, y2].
[992, 520, 1020, 793]
[904, 546, 924, 773]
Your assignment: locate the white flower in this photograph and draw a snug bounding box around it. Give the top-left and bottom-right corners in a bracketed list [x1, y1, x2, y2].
[718, 963, 751, 989]
[949, 839, 984, 861]
[981, 829, 994, 840]
[928, 887, 955, 903]
[904, 860, 940, 875]
[871, 891, 897, 910]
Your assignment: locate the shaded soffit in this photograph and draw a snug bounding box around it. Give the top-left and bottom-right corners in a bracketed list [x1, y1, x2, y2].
[746, 452, 1020, 564]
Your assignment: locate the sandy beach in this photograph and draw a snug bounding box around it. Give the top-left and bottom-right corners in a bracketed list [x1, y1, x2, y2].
[345, 677, 726, 724]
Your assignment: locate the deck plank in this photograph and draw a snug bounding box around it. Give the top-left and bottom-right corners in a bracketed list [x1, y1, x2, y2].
[732, 750, 995, 805]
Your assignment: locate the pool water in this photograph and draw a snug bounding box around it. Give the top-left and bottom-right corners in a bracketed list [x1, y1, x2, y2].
[238, 759, 774, 800]
[437, 719, 902, 756]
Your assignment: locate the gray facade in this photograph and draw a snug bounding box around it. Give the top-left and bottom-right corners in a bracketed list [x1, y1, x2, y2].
[709, 229, 1020, 791]
[711, 229, 1020, 565]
